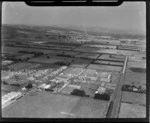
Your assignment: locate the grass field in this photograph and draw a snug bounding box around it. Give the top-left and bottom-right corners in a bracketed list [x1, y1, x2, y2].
[2, 91, 80, 118]
[75, 53, 100, 59]
[119, 103, 146, 118]
[124, 69, 146, 85]
[121, 92, 146, 106]
[67, 97, 109, 118]
[2, 91, 109, 118]
[28, 56, 66, 64]
[80, 83, 100, 97]
[127, 61, 146, 69]
[70, 59, 92, 68]
[87, 64, 122, 72]
[60, 86, 78, 95]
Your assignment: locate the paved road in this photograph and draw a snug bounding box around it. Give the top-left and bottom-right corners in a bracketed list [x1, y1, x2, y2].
[109, 56, 128, 118]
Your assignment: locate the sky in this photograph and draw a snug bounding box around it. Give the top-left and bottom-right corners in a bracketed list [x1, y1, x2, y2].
[2, 2, 146, 33]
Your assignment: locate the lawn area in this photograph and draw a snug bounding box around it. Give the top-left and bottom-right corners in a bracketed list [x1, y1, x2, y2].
[70, 59, 92, 68]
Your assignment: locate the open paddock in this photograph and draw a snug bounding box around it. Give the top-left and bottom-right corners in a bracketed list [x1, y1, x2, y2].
[127, 61, 146, 69]
[2, 91, 109, 118]
[87, 64, 122, 72]
[119, 103, 146, 118]
[75, 53, 100, 59]
[121, 92, 146, 106]
[124, 69, 146, 85]
[70, 59, 92, 68]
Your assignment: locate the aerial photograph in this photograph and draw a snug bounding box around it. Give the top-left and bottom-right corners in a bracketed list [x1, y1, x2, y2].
[1, 2, 146, 118]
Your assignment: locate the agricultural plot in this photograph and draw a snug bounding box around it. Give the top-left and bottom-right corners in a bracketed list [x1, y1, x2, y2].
[128, 52, 146, 61]
[81, 69, 97, 77]
[67, 98, 110, 118]
[2, 91, 109, 118]
[75, 53, 100, 59]
[79, 83, 100, 97]
[110, 72, 120, 84]
[2, 92, 80, 118]
[56, 51, 81, 57]
[63, 67, 85, 76]
[94, 60, 124, 66]
[117, 50, 139, 56]
[124, 69, 146, 85]
[70, 59, 92, 68]
[32, 63, 59, 70]
[87, 64, 122, 72]
[28, 56, 65, 64]
[73, 46, 100, 53]
[119, 103, 146, 118]
[121, 92, 146, 106]
[2, 85, 20, 93]
[128, 56, 145, 62]
[127, 61, 146, 69]
[61, 85, 80, 95]
[2, 46, 21, 54]
[82, 44, 117, 49]
[15, 54, 34, 60]
[97, 54, 125, 62]
[8, 62, 34, 71]
[95, 49, 119, 54]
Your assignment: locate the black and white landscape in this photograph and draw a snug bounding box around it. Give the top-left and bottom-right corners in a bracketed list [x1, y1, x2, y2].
[1, 2, 146, 118]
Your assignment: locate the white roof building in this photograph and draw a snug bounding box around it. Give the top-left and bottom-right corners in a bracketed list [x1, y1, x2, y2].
[2, 92, 22, 105]
[96, 87, 106, 94]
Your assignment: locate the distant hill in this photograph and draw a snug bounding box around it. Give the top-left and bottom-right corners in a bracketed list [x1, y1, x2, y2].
[52, 24, 146, 39]
[2, 24, 146, 40]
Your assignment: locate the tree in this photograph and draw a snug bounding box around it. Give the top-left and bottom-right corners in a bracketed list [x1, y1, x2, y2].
[71, 89, 86, 97]
[3, 81, 8, 85]
[26, 83, 33, 89]
[94, 93, 110, 101]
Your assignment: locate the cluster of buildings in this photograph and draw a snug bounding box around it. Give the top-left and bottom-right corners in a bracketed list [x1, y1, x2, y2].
[2, 91, 23, 108]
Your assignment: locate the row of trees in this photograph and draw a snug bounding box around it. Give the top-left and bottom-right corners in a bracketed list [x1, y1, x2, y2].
[70, 89, 111, 101]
